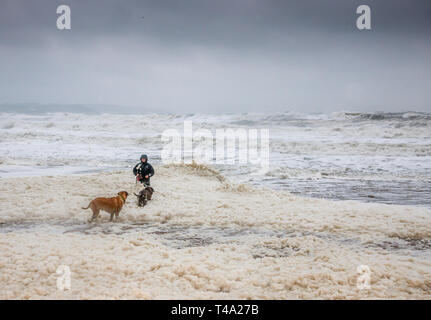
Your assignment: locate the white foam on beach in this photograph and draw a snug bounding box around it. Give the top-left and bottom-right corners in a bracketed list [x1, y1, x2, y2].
[0, 164, 430, 299]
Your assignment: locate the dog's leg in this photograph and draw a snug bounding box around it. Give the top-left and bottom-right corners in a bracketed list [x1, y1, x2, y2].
[115, 211, 120, 221]
[89, 209, 99, 222]
[110, 213, 114, 222]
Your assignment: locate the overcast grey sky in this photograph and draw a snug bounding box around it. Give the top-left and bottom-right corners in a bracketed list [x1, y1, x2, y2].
[0, 0, 430, 113]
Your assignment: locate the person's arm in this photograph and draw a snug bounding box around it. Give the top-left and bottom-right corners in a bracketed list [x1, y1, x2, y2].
[148, 164, 155, 177]
[132, 163, 139, 175]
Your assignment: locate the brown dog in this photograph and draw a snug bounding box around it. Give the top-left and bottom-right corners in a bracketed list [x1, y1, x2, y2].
[134, 187, 154, 207]
[82, 191, 128, 222]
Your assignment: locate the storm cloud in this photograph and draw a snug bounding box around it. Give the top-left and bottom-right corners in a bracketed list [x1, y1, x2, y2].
[1, 0, 430, 113]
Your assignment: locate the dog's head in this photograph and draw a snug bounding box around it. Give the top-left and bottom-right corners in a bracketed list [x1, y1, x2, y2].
[145, 187, 154, 195]
[118, 191, 128, 201]
[134, 189, 146, 196]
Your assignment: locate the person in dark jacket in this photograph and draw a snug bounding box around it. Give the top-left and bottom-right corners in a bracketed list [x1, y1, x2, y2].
[133, 154, 154, 186]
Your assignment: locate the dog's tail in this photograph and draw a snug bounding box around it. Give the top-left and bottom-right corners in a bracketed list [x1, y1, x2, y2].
[81, 202, 91, 210]
[133, 193, 139, 197]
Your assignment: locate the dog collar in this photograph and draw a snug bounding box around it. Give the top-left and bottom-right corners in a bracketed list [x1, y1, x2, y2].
[119, 194, 126, 203]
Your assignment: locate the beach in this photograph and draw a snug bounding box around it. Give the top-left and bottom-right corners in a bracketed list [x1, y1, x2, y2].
[2, 0, 431, 303]
[1, 163, 430, 299]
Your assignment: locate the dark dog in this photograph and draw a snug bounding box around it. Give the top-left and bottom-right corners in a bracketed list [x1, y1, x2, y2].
[134, 187, 154, 207]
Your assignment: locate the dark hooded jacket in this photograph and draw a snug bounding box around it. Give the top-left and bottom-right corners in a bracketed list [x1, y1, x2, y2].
[133, 161, 154, 177]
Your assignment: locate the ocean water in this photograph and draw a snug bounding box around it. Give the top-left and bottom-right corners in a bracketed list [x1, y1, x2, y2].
[1, 111, 430, 208]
